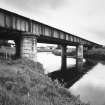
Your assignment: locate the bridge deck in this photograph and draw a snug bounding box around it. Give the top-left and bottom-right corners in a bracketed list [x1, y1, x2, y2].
[0, 8, 101, 47]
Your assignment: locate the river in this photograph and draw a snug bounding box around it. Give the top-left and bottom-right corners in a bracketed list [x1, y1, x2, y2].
[37, 52, 105, 105]
[37, 52, 76, 74]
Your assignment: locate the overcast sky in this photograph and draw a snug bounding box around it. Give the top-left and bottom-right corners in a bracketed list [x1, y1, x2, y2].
[0, 0, 105, 45]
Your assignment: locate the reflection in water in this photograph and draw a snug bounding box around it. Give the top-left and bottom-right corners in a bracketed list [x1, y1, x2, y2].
[70, 63, 105, 105]
[37, 52, 105, 105]
[48, 58, 97, 88]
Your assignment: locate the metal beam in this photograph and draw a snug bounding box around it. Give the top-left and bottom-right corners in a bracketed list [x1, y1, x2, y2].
[0, 8, 102, 47]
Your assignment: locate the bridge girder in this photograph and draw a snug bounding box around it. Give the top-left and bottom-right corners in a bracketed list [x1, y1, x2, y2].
[0, 8, 101, 47]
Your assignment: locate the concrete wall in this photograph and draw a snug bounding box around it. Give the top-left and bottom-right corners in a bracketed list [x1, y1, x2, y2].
[20, 36, 37, 62]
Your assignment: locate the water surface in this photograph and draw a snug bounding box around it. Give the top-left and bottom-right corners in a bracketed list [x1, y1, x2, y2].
[37, 52, 76, 74]
[70, 63, 105, 105]
[37, 52, 105, 105]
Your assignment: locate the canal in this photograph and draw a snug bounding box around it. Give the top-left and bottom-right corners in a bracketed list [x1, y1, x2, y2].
[37, 52, 105, 105]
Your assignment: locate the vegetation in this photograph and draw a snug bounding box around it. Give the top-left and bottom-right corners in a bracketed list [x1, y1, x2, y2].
[0, 58, 90, 105]
[84, 48, 105, 60]
[52, 47, 105, 61]
[52, 49, 76, 57]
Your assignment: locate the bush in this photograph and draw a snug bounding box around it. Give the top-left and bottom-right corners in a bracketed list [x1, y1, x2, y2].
[84, 48, 105, 60]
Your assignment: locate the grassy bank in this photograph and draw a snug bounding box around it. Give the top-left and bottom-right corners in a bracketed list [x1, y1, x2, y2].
[84, 48, 105, 60]
[0, 58, 90, 105]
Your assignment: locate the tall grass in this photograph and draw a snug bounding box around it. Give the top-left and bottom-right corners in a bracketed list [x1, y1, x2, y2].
[0, 58, 90, 105]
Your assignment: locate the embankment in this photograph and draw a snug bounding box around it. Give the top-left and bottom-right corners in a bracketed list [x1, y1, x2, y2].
[52, 48, 105, 61]
[84, 48, 105, 60]
[0, 58, 89, 105]
[52, 49, 76, 58]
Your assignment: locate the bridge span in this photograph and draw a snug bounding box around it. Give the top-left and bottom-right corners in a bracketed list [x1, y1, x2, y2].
[0, 8, 102, 71]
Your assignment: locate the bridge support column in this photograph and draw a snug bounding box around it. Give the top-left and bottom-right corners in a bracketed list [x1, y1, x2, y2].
[21, 36, 37, 62]
[15, 36, 37, 62]
[83, 47, 88, 53]
[15, 38, 21, 58]
[61, 45, 67, 70]
[76, 44, 83, 72]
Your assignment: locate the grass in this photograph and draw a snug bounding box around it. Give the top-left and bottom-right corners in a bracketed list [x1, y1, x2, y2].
[84, 48, 105, 60]
[0, 58, 90, 105]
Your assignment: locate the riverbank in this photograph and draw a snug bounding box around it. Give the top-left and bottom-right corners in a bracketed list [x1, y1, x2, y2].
[84, 48, 105, 60]
[52, 49, 76, 58]
[52, 48, 105, 61]
[37, 48, 53, 52]
[0, 58, 89, 105]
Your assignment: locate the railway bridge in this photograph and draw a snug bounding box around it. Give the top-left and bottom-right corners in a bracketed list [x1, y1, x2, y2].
[0, 8, 102, 71]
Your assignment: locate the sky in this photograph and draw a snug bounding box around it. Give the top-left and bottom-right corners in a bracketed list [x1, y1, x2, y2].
[0, 0, 105, 45]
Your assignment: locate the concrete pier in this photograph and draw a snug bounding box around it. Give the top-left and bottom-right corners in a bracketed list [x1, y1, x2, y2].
[15, 36, 37, 62]
[15, 38, 21, 58]
[21, 36, 37, 62]
[76, 44, 83, 72]
[61, 45, 67, 70]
